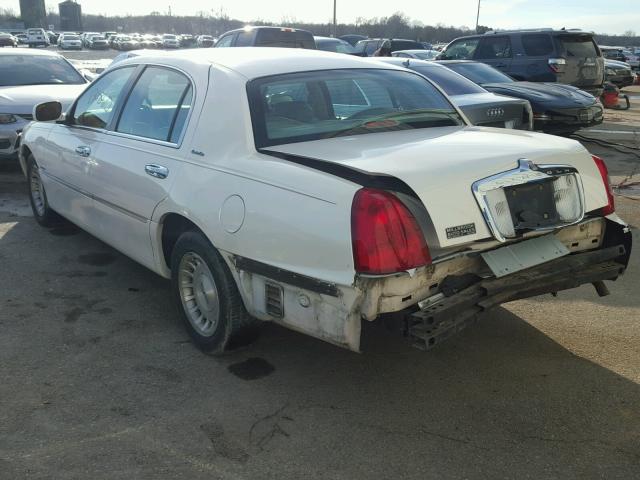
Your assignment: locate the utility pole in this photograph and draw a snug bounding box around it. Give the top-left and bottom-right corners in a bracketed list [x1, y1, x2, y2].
[475, 0, 481, 33]
[332, 0, 337, 37]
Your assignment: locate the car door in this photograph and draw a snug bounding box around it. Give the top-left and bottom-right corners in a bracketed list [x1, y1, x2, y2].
[39, 66, 137, 230]
[474, 36, 513, 72]
[82, 65, 198, 270]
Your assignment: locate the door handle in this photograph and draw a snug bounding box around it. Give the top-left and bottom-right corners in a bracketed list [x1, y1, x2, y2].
[145, 164, 169, 179]
[75, 145, 91, 157]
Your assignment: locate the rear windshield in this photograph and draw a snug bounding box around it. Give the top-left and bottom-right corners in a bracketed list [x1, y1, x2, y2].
[255, 29, 315, 49]
[409, 65, 486, 96]
[556, 35, 598, 58]
[444, 62, 514, 85]
[248, 69, 463, 148]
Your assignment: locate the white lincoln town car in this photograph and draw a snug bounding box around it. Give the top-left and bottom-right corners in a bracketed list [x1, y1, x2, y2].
[20, 49, 631, 353]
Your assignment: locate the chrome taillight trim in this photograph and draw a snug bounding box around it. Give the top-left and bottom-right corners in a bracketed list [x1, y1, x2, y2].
[472, 159, 586, 242]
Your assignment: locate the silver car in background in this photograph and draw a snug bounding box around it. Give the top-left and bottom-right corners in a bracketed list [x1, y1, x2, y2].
[376, 58, 533, 130]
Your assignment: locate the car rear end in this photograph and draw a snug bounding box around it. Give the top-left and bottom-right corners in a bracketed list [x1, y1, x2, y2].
[27, 29, 48, 48]
[90, 37, 109, 50]
[551, 32, 604, 96]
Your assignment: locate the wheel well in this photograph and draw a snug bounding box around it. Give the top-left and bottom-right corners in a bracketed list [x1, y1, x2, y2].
[20, 145, 33, 176]
[161, 214, 204, 269]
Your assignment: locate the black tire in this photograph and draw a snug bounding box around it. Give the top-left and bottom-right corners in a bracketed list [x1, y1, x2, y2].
[171, 231, 260, 354]
[26, 154, 65, 228]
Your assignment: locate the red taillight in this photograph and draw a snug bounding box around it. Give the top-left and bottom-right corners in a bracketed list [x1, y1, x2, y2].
[592, 155, 615, 215]
[548, 57, 567, 73]
[351, 188, 431, 275]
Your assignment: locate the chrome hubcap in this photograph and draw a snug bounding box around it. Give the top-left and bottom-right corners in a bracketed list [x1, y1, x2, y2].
[178, 252, 220, 337]
[30, 164, 46, 217]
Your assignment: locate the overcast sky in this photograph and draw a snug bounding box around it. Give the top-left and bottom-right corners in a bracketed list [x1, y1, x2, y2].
[5, 0, 638, 35]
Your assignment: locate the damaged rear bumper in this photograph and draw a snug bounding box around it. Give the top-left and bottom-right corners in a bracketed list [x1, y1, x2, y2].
[405, 218, 632, 350]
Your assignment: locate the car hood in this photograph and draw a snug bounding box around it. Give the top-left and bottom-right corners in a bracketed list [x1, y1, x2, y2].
[266, 128, 608, 248]
[0, 84, 87, 115]
[605, 60, 632, 70]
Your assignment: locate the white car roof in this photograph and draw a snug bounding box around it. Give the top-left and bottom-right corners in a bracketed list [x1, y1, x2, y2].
[117, 47, 404, 79]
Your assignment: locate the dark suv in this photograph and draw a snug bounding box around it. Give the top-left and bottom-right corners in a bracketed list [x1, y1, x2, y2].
[215, 26, 316, 49]
[438, 29, 605, 96]
[354, 38, 426, 57]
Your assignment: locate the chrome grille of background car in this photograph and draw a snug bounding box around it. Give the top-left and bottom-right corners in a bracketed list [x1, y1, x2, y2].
[473, 159, 585, 242]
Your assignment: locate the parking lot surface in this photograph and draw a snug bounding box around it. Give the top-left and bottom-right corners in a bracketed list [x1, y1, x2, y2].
[1, 54, 639, 478]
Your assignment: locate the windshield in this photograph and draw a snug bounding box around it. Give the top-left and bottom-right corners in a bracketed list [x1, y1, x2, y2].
[119, 36, 131, 41]
[409, 65, 486, 96]
[392, 40, 425, 51]
[444, 62, 514, 85]
[64, 35, 80, 40]
[164, 35, 176, 39]
[0, 55, 85, 86]
[248, 69, 463, 148]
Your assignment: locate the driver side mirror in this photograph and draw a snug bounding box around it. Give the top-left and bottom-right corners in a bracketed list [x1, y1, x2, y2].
[33, 101, 63, 122]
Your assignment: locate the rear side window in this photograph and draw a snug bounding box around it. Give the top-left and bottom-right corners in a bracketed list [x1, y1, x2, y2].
[521, 34, 554, 56]
[116, 67, 193, 143]
[476, 37, 512, 59]
[441, 38, 479, 60]
[73, 67, 134, 129]
[235, 31, 254, 47]
[556, 35, 598, 58]
[255, 29, 315, 49]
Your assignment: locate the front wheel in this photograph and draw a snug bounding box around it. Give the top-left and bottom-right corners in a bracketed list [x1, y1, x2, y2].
[27, 155, 64, 227]
[171, 231, 260, 354]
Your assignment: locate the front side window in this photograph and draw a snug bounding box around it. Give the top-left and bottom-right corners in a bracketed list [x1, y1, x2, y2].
[72, 67, 134, 128]
[364, 42, 379, 56]
[116, 67, 192, 143]
[248, 69, 464, 148]
[440, 38, 480, 60]
[475, 37, 512, 59]
[215, 34, 234, 48]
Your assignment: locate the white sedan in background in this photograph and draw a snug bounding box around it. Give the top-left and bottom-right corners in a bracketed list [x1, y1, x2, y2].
[20, 49, 631, 354]
[0, 49, 88, 161]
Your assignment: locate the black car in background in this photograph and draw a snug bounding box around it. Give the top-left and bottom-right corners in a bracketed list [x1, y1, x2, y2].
[314, 36, 357, 54]
[605, 60, 635, 88]
[439, 60, 603, 134]
[339, 34, 367, 47]
[215, 26, 316, 49]
[376, 57, 533, 131]
[354, 38, 426, 56]
[438, 29, 605, 96]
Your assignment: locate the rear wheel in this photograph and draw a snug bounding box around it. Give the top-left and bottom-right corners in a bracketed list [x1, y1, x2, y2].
[171, 231, 259, 354]
[27, 155, 64, 227]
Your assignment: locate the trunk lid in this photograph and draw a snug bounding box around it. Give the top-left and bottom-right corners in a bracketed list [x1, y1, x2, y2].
[265, 127, 609, 249]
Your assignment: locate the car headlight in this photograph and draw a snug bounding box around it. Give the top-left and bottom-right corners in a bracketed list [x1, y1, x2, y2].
[0, 114, 17, 125]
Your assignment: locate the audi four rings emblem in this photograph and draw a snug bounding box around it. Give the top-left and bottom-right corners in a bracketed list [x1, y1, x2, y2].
[486, 108, 505, 118]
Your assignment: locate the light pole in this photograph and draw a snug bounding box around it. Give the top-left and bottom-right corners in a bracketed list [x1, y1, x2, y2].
[332, 0, 337, 37]
[475, 0, 481, 33]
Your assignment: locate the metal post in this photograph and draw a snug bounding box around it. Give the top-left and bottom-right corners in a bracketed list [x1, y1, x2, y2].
[475, 0, 481, 33]
[332, 0, 337, 37]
